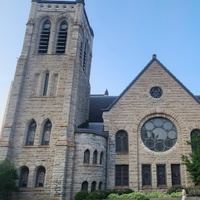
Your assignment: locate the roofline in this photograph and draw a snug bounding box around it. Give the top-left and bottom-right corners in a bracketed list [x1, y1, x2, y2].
[104, 54, 200, 111]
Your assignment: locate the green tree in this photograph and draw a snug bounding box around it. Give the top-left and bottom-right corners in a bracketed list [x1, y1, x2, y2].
[0, 159, 18, 198]
[182, 133, 200, 185]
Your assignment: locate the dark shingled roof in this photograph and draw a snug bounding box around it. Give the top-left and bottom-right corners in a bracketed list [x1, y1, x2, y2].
[195, 96, 200, 101]
[89, 94, 200, 123]
[89, 95, 118, 122]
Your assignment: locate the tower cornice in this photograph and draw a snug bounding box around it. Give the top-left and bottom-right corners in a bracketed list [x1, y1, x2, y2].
[31, 0, 85, 6]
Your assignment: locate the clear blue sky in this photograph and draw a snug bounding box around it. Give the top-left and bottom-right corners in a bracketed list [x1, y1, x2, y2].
[1, 0, 200, 127]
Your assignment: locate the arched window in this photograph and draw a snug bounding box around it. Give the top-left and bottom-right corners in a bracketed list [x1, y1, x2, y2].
[116, 130, 128, 153]
[98, 182, 103, 190]
[190, 129, 200, 152]
[56, 21, 68, 53]
[81, 181, 88, 191]
[35, 166, 46, 187]
[41, 120, 52, 145]
[99, 151, 103, 165]
[26, 120, 36, 145]
[83, 149, 90, 164]
[93, 150, 97, 164]
[91, 181, 96, 192]
[19, 167, 29, 188]
[38, 20, 51, 53]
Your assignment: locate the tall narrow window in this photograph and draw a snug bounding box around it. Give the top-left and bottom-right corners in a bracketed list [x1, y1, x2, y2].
[115, 165, 129, 186]
[43, 73, 49, 96]
[56, 21, 68, 53]
[82, 41, 88, 72]
[91, 181, 96, 192]
[79, 41, 83, 61]
[81, 181, 88, 191]
[157, 164, 166, 186]
[116, 130, 128, 153]
[41, 120, 52, 145]
[83, 149, 90, 164]
[142, 164, 151, 187]
[99, 182, 103, 190]
[35, 167, 46, 187]
[26, 120, 36, 146]
[93, 150, 97, 164]
[38, 20, 51, 53]
[19, 167, 29, 188]
[171, 164, 181, 186]
[99, 151, 103, 165]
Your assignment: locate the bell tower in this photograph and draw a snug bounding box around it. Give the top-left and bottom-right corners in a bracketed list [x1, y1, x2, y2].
[0, 0, 93, 199]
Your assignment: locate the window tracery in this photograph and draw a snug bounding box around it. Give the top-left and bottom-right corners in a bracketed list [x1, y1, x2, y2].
[26, 120, 36, 146]
[41, 120, 52, 145]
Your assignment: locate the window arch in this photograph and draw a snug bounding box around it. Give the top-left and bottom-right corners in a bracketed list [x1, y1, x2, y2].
[81, 181, 88, 191]
[19, 167, 29, 188]
[41, 119, 52, 145]
[93, 150, 97, 164]
[26, 119, 37, 145]
[56, 21, 68, 53]
[99, 182, 103, 190]
[35, 166, 46, 187]
[91, 181, 96, 192]
[83, 149, 90, 164]
[100, 151, 103, 165]
[38, 19, 51, 53]
[116, 130, 128, 153]
[190, 129, 200, 152]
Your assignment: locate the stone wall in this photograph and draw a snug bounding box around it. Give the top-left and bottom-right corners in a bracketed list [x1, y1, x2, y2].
[0, 1, 93, 200]
[104, 59, 200, 191]
[73, 130, 108, 196]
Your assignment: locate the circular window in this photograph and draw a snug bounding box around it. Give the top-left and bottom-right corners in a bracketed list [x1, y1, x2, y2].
[150, 86, 163, 98]
[141, 117, 177, 152]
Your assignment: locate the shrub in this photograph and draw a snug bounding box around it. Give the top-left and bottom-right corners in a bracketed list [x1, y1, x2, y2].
[108, 192, 148, 200]
[0, 159, 18, 199]
[85, 190, 108, 200]
[74, 191, 89, 200]
[106, 188, 134, 196]
[167, 186, 184, 194]
[188, 186, 200, 196]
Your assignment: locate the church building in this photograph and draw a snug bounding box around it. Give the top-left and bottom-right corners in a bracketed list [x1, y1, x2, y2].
[0, 0, 199, 199]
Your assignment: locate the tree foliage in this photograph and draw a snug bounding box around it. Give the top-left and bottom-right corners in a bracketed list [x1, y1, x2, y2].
[182, 134, 200, 185]
[0, 159, 18, 197]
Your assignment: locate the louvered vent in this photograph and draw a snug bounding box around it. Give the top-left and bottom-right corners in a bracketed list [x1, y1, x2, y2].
[56, 21, 68, 53]
[38, 20, 51, 53]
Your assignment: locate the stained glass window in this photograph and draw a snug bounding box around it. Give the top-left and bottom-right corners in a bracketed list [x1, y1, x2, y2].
[142, 164, 151, 186]
[36, 167, 46, 187]
[41, 120, 52, 145]
[115, 165, 129, 186]
[26, 120, 36, 145]
[93, 150, 97, 164]
[19, 167, 29, 188]
[141, 118, 177, 152]
[83, 149, 90, 164]
[116, 130, 128, 153]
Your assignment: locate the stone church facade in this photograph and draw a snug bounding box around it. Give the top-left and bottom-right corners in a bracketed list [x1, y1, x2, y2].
[0, 0, 200, 199]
